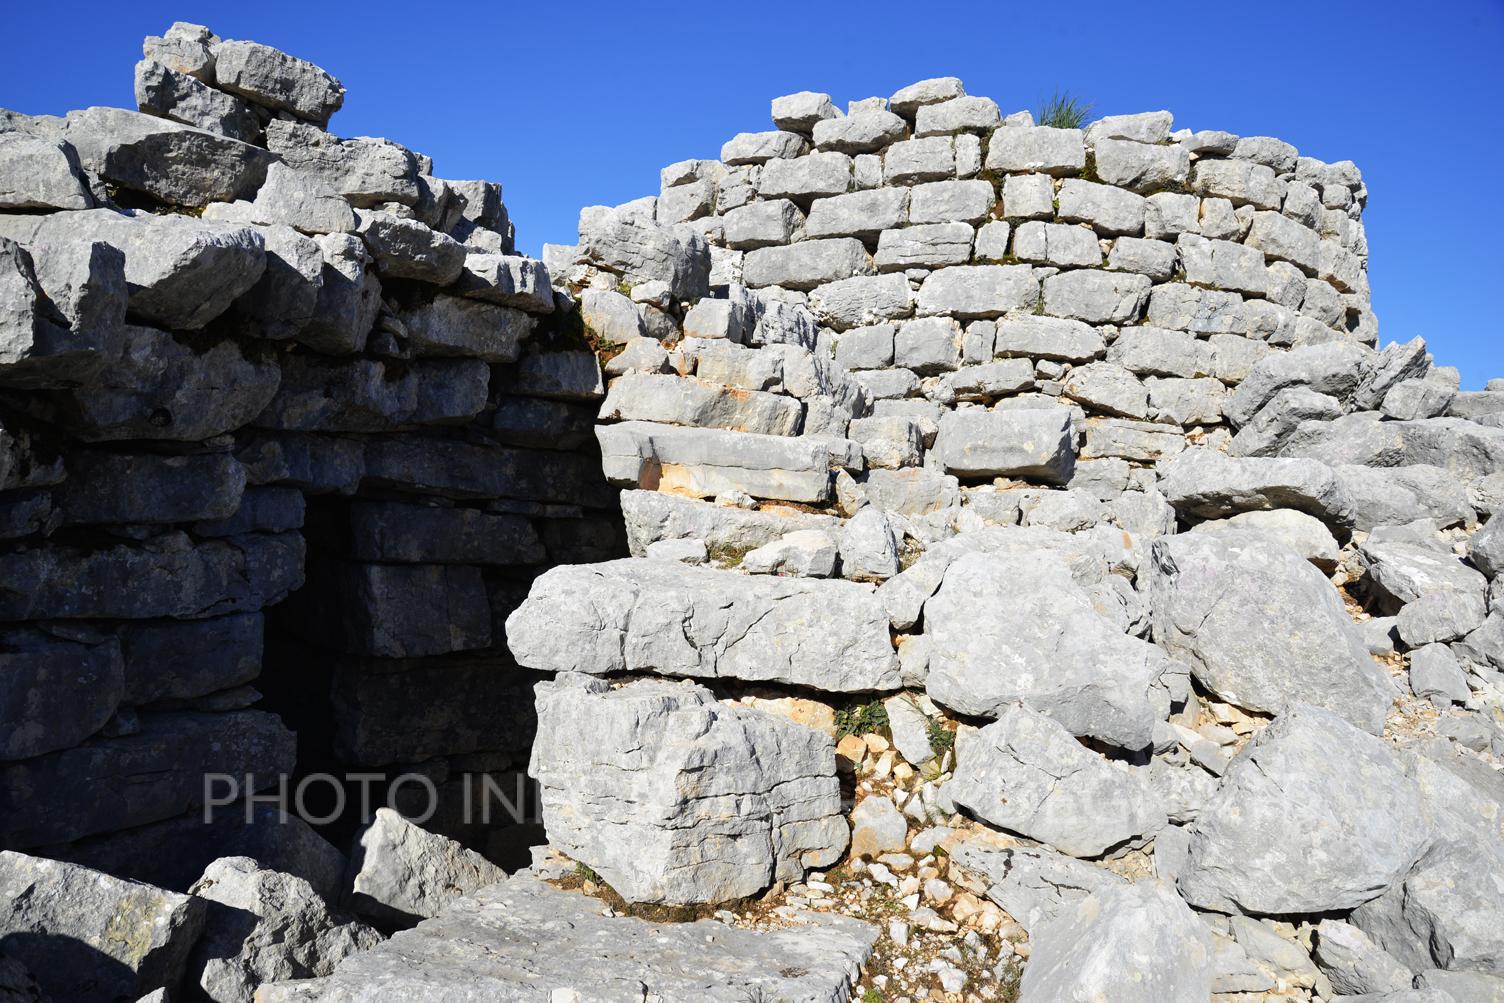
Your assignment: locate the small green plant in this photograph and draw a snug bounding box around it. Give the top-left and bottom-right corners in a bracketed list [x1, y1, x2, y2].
[835, 698, 889, 739]
[926, 717, 955, 756]
[1037, 91, 1093, 130]
[573, 861, 601, 883]
[861, 988, 885, 1003]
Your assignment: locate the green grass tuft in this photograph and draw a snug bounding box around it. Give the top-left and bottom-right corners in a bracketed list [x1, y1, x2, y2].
[1037, 91, 1093, 130]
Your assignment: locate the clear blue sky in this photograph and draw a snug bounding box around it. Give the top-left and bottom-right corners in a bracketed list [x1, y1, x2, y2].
[3, 0, 1501, 387]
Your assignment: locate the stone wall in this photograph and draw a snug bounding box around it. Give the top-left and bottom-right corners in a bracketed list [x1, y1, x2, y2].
[0, 22, 621, 876]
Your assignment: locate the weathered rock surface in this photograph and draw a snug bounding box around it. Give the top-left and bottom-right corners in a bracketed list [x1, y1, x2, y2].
[1178, 705, 1431, 915]
[1148, 531, 1395, 732]
[346, 808, 505, 926]
[0, 851, 205, 1002]
[507, 558, 900, 692]
[530, 674, 846, 904]
[308, 872, 876, 1002]
[947, 703, 1166, 856]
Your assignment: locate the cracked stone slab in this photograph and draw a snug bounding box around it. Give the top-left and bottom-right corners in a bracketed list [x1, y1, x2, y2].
[305, 871, 877, 1003]
[507, 557, 901, 692]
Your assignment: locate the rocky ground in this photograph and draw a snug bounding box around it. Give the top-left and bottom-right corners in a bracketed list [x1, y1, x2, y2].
[3, 18, 1504, 1003]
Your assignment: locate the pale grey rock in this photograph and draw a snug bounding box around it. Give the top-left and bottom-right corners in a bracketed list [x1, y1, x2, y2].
[1001, 172, 1055, 219]
[188, 856, 379, 1003]
[840, 505, 900, 580]
[226, 222, 322, 339]
[949, 838, 1126, 935]
[1179, 233, 1267, 295]
[849, 794, 909, 858]
[298, 232, 378, 353]
[598, 421, 839, 502]
[1312, 919, 1415, 996]
[941, 358, 1035, 400]
[1108, 325, 1212, 378]
[1042, 268, 1151, 323]
[907, 178, 995, 224]
[914, 95, 1000, 136]
[757, 150, 852, 202]
[1192, 158, 1282, 210]
[883, 135, 956, 184]
[1398, 589, 1487, 646]
[972, 218, 1012, 260]
[1282, 413, 1504, 484]
[600, 373, 802, 436]
[1233, 135, 1299, 172]
[771, 91, 840, 133]
[620, 489, 841, 560]
[1333, 463, 1475, 533]
[994, 314, 1104, 362]
[454, 253, 553, 312]
[741, 529, 839, 577]
[924, 549, 1170, 749]
[948, 703, 1165, 856]
[354, 209, 465, 284]
[1414, 970, 1504, 1001]
[813, 109, 906, 154]
[398, 294, 532, 361]
[863, 467, 961, 516]
[1178, 704, 1430, 914]
[1149, 531, 1393, 732]
[894, 315, 961, 373]
[1247, 210, 1322, 273]
[848, 415, 924, 468]
[1019, 879, 1214, 1003]
[1157, 447, 1337, 522]
[1472, 517, 1504, 578]
[890, 77, 966, 117]
[835, 323, 894, 370]
[874, 221, 973, 270]
[0, 208, 268, 331]
[0, 235, 107, 388]
[1093, 137, 1190, 193]
[1359, 540, 1488, 609]
[579, 201, 710, 298]
[266, 119, 420, 207]
[722, 198, 804, 249]
[1383, 378, 1456, 420]
[644, 537, 709, 564]
[141, 21, 216, 80]
[1062, 361, 1149, 418]
[63, 106, 273, 206]
[1012, 220, 1102, 267]
[1147, 376, 1227, 425]
[530, 674, 845, 904]
[1409, 644, 1469, 705]
[507, 557, 900, 692]
[1229, 386, 1345, 457]
[743, 236, 872, 290]
[917, 264, 1037, 317]
[934, 407, 1075, 482]
[808, 272, 912, 329]
[0, 130, 91, 210]
[134, 58, 260, 142]
[1083, 417, 1185, 462]
[884, 694, 936, 766]
[720, 129, 809, 165]
[580, 287, 645, 343]
[1147, 282, 1246, 334]
[1107, 235, 1178, 279]
[347, 808, 504, 925]
[211, 38, 344, 125]
[0, 851, 205, 1003]
[304, 871, 876, 1002]
[1144, 191, 1199, 239]
[805, 187, 908, 238]
[1190, 508, 1340, 569]
[984, 125, 1085, 175]
[1086, 111, 1174, 145]
[1057, 178, 1146, 235]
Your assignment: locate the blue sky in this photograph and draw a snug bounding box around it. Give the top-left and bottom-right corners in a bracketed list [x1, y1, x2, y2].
[3, 0, 1501, 386]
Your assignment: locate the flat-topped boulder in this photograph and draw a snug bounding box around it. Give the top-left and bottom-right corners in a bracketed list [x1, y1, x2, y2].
[507, 557, 900, 692]
[597, 420, 843, 503]
[304, 871, 876, 1002]
[530, 674, 846, 904]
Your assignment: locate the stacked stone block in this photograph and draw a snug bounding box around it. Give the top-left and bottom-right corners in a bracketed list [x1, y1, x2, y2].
[0, 23, 618, 868]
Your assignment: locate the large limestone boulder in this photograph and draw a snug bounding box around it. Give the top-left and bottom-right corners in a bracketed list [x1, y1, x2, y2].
[188, 856, 379, 1003]
[947, 703, 1166, 857]
[1148, 531, 1396, 733]
[507, 558, 900, 692]
[923, 550, 1172, 750]
[529, 674, 847, 904]
[1019, 880, 1215, 1003]
[303, 871, 876, 1002]
[1177, 705, 1431, 915]
[0, 851, 206, 1002]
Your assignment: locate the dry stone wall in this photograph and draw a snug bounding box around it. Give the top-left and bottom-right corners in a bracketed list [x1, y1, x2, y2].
[0, 22, 621, 872]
